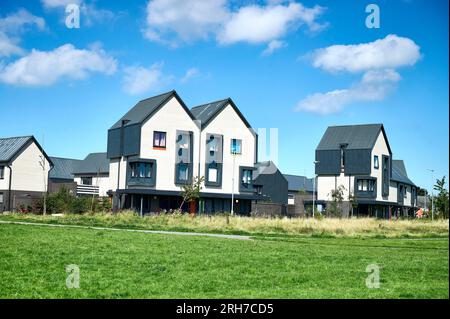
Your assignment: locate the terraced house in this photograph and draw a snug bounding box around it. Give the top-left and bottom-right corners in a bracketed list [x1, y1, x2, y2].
[315, 124, 418, 218]
[0, 136, 52, 212]
[107, 90, 286, 215]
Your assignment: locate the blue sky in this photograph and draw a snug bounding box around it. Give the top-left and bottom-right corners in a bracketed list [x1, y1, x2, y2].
[0, 0, 448, 192]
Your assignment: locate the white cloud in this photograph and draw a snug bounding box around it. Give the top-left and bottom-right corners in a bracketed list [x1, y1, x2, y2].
[0, 32, 24, 57]
[311, 34, 421, 73]
[0, 44, 117, 86]
[144, 0, 326, 49]
[181, 67, 199, 83]
[0, 8, 46, 33]
[295, 69, 401, 114]
[41, 0, 82, 9]
[122, 63, 165, 95]
[261, 40, 287, 56]
[144, 0, 229, 45]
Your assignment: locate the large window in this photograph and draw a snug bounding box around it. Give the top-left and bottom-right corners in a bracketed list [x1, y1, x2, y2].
[357, 179, 375, 192]
[231, 139, 242, 154]
[242, 169, 252, 185]
[153, 131, 166, 148]
[0, 165, 4, 179]
[81, 177, 92, 185]
[374, 155, 379, 169]
[130, 162, 152, 178]
[177, 163, 189, 182]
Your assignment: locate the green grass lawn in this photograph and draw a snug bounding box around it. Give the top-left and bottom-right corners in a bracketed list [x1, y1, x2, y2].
[0, 223, 448, 298]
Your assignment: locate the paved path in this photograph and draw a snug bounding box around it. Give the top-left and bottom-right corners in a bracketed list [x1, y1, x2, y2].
[0, 220, 251, 240]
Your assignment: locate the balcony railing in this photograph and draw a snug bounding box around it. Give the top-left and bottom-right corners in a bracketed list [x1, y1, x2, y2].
[76, 184, 99, 196]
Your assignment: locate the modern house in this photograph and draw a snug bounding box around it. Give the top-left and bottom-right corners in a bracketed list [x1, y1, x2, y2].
[107, 90, 284, 215]
[315, 124, 418, 218]
[0, 136, 53, 212]
[284, 174, 315, 216]
[72, 152, 110, 197]
[48, 156, 81, 195]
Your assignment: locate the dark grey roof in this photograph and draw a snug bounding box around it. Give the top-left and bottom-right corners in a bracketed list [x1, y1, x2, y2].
[73, 152, 109, 175]
[0, 135, 53, 166]
[110, 90, 195, 130]
[392, 159, 416, 186]
[254, 161, 285, 179]
[49, 157, 82, 180]
[317, 124, 391, 153]
[0, 136, 32, 162]
[284, 174, 315, 192]
[191, 98, 252, 130]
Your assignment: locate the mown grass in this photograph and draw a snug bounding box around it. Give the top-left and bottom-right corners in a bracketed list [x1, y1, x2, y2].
[0, 212, 448, 239]
[0, 223, 447, 298]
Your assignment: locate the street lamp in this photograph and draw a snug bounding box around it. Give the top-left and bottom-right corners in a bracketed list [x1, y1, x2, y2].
[312, 160, 320, 218]
[427, 169, 435, 220]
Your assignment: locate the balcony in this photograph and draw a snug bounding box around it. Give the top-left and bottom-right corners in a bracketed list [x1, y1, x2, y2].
[76, 184, 99, 196]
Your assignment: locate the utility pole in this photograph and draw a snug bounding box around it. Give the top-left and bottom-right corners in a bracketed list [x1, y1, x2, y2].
[39, 154, 47, 215]
[312, 160, 320, 218]
[231, 152, 236, 215]
[427, 169, 435, 220]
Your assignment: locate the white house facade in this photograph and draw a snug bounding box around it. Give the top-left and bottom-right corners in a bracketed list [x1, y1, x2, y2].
[315, 124, 417, 218]
[0, 136, 52, 212]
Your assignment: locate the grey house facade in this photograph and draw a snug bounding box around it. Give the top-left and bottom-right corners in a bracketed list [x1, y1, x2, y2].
[315, 124, 418, 218]
[284, 174, 315, 216]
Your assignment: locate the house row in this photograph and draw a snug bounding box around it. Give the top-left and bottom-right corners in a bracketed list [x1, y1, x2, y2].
[0, 90, 419, 217]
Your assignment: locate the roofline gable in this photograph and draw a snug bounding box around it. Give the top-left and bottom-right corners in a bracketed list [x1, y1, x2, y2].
[8, 136, 54, 168]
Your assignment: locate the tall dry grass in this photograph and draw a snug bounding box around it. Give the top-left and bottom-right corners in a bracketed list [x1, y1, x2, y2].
[1, 211, 448, 238]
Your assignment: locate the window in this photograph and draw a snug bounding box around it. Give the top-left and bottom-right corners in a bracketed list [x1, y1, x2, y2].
[0, 192, 3, 204]
[374, 155, 379, 169]
[81, 177, 92, 185]
[242, 169, 252, 185]
[339, 143, 347, 170]
[357, 179, 374, 192]
[130, 162, 152, 178]
[231, 139, 242, 154]
[404, 186, 408, 198]
[208, 167, 218, 183]
[177, 164, 189, 182]
[153, 131, 166, 148]
[0, 165, 4, 179]
[208, 135, 217, 156]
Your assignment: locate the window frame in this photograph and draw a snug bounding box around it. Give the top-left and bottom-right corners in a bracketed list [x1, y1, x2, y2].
[374, 155, 379, 169]
[81, 177, 93, 185]
[231, 138, 242, 155]
[0, 165, 4, 179]
[153, 131, 167, 149]
[0, 192, 3, 204]
[239, 166, 254, 192]
[355, 177, 377, 198]
[127, 159, 157, 187]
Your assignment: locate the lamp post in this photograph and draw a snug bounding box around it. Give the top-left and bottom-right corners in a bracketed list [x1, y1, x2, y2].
[312, 160, 320, 218]
[231, 152, 236, 216]
[427, 168, 435, 220]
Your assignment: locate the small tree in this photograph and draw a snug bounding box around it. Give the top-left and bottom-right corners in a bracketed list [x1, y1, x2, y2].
[327, 185, 345, 217]
[433, 176, 449, 219]
[179, 176, 205, 214]
[348, 191, 358, 218]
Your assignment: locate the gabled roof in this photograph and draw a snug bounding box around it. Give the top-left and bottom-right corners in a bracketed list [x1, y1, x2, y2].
[0, 135, 53, 166]
[316, 124, 392, 154]
[73, 152, 109, 175]
[253, 161, 285, 179]
[49, 157, 82, 180]
[392, 159, 416, 186]
[283, 174, 315, 192]
[191, 98, 252, 130]
[110, 90, 195, 130]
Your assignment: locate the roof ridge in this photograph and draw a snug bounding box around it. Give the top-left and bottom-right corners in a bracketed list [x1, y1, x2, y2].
[327, 123, 383, 128]
[191, 97, 230, 109]
[50, 156, 82, 160]
[0, 135, 33, 140]
[137, 90, 175, 104]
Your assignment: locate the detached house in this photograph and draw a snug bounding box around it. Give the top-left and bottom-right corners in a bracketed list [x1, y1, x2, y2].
[315, 124, 417, 218]
[0, 136, 52, 212]
[107, 90, 286, 215]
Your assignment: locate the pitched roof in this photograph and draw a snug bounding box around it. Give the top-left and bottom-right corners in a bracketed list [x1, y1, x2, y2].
[392, 159, 415, 186]
[283, 174, 315, 192]
[0, 135, 53, 166]
[110, 90, 195, 130]
[49, 157, 82, 180]
[191, 98, 252, 130]
[73, 152, 109, 175]
[316, 124, 391, 153]
[0, 136, 32, 162]
[253, 161, 285, 179]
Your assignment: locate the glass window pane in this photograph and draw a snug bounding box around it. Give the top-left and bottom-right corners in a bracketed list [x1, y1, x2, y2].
[208, 167, 217, 182]
[179, 165, 188, 181]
